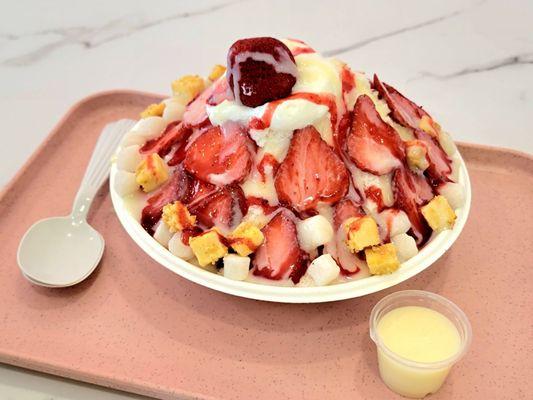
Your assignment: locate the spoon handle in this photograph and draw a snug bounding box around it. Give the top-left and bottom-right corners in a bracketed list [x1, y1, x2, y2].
[71, 119, 136, 223]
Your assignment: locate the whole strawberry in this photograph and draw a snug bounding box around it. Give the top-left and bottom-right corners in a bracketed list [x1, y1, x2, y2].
[227, 37, 298, 107]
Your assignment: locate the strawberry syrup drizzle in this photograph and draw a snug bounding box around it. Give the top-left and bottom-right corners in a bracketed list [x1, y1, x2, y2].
[145, 153, 154, 169]
[291, 47, 315, 57]
[341, 66, 355, 94]
[257, 153, 280, 182]
[181, 227, 202, 245]
[259, 92, 338, 132]
[340, 265, 361, 276]
[140, 122, 191, 157]
[383, 208, 400, 242]
[246, 196, 279, 215]
[167, 140, 188, 166]
[228, 236, 258, 252]
[364, 186, 386, 213]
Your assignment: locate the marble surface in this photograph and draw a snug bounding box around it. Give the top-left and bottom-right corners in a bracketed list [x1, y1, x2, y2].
[0, 0, 531, 398]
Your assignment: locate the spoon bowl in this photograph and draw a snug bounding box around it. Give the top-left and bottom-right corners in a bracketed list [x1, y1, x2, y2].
[18, 217, 104, 287]
[17, 119, 135, 288]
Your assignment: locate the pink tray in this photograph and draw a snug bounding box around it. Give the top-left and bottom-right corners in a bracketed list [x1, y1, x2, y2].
[1, 91, 532, 400]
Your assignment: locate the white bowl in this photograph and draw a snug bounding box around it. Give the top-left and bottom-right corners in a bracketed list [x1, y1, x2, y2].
[110, 152, 471, 303]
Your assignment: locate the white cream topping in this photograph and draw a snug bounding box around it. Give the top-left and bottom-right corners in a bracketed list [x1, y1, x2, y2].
[240, 164, 279, 206]
[208, 97, 330, 151]
[292, 53, 342, 98]
[270, 99, 328, 131]
[206, 100, 266, 126]
[354, 72, 390, 119]
[250, 130, 293, 162]
[281, 39, 314, 56]
[207, 48, 342, 149]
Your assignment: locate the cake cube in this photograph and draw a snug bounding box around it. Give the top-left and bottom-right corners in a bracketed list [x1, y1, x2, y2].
[135, 153, 169, 193]
[171, 75, 205, 104]
[229, 222, 264, 256]
[168, 232, 194, 260]
[140, 102, 165, 118]
[162, 201, 196, 232]
[208, 64, 226, 81]
[391, 233, 418, 262]
[223, 254, 250, 281]
[307, 254, 340, 286]
[189, 230, 228, 267]
[365, 243, 400, 275]
[296, 215, 334, 252]
[344, 216, 381, 253]
[421, 195, 456, 232]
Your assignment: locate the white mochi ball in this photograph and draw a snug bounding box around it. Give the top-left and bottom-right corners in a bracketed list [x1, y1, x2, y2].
[116, 145, 142, 172]
[114, 170, 138, 196]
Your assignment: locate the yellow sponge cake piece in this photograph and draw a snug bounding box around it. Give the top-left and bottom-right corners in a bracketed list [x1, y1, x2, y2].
[344, 216, 381, 253]
[421, 195, 456, 232]
[365, 243, 400, 275]
[229, 222, 264, 257]
[189, 230, 228, 267]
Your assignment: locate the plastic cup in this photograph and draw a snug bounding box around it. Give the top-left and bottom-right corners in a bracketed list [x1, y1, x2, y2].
[369, 290, 472, 398]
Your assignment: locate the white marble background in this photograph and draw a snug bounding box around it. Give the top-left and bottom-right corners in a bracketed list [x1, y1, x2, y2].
[0, 0, 532, 398]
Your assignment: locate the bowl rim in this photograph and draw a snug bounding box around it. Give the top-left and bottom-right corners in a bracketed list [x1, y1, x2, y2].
[109, 150, 471, 303]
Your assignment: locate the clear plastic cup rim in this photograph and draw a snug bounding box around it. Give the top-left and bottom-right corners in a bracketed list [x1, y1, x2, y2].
[369, 290, 472, 370]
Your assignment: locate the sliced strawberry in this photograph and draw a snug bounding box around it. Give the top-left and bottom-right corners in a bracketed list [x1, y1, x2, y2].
[275, 126, 349, 212]
[166, 139, 188, 166]
[227, 37, 297, 107]
[333, 199, 364, 229]
[392, 167, 434, 244]
[414, 129, 451, 185]
[206, 76, 232, 106]
[187, 184, 247, 230]
[183, 177, 218, 205]
[182, 77, 230, 128]
[373, 74, 430, 130]
[335, 112, 352, 148]
[184, 123, 252, 185]
[286, 38, 316, 57]
[140, 122, 192, 158]
[346, 95, 405, 175]
[252, 211, 302, 280]
[291, 46, 315, 57]
[140, 166, 191, 234]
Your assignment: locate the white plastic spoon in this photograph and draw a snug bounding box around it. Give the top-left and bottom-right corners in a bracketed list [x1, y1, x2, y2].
[17, 119, 135, 287]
